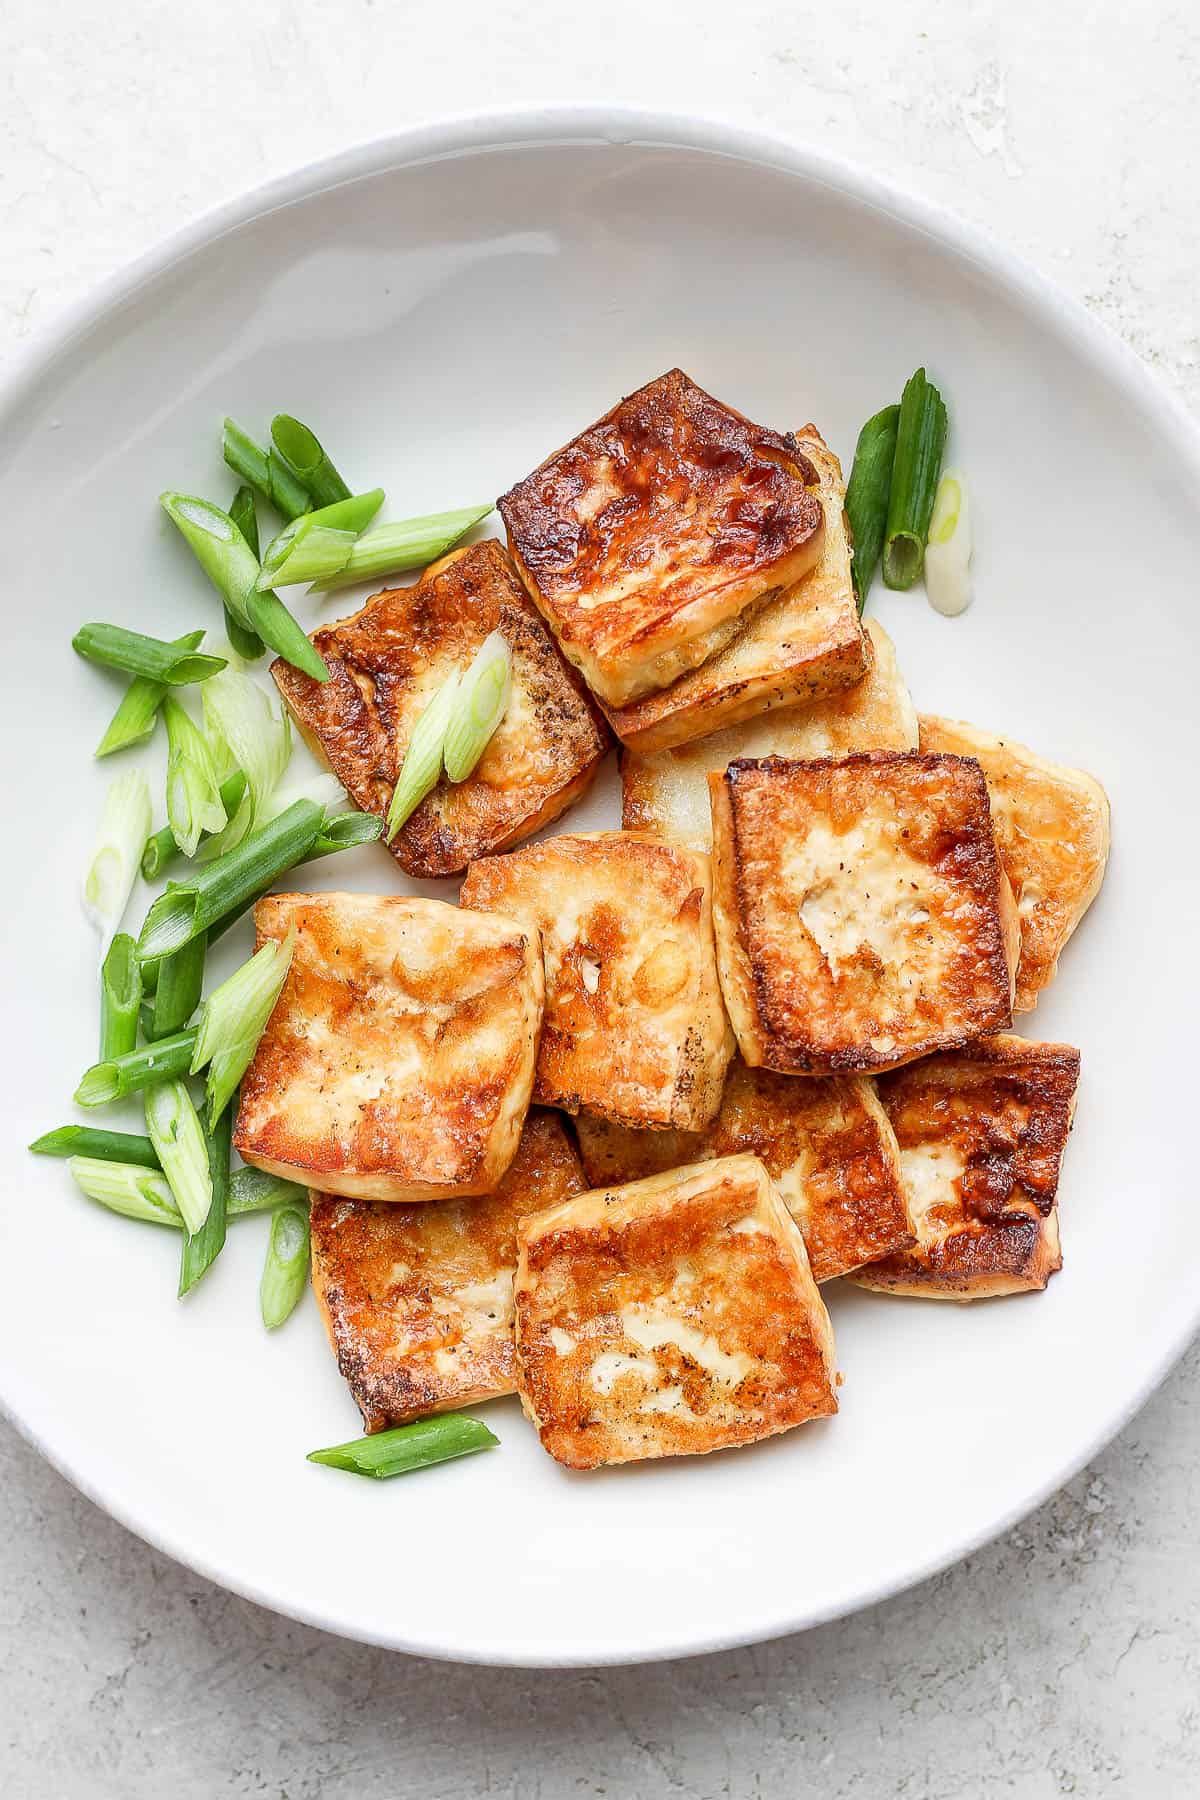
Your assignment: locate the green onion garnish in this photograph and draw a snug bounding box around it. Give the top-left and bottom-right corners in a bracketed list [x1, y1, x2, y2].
[386, 673, 461, 840]
[228, 1168, 308, 1216]
[225, 486, 267, 659]
[68, 1157, 182, 1228]
[259, 488, 385, 587]
[882, 368, 948, 591]
[144, 1079, 212, 1236]
[30, 1126, 160, 1167]
[73, 623, 226, 687]
[269, 415, 351, 510]
[304, 809, 385, 860]
[146, 932, 207, 1041]
[307, 1414, 499, 1480]
[141, 770, 247, 882]
[100, 932, 142, 1061]
[95, 630, 207, 758]
[163, 696, 228, 859]
[222, 419, 311, 523]
[83, 768, 152, 956]
[198, 666, 292, 858]
[845, 404, 900, 612]
[75, 1030, 199, 1108]
[259, 1202, 311, 1328]
[179, 1106, 230, 1296]
[309, 506, 492, 593]
[923, 469, 973, 617]
[190, 927, 295, 1126]
[442, 631, 512, 782]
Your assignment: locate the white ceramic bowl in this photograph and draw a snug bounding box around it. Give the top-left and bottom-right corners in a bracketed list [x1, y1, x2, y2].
[2, 109, 1199, 1668]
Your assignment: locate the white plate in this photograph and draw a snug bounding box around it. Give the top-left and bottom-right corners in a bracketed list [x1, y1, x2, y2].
[2, 109, 1199, 1669]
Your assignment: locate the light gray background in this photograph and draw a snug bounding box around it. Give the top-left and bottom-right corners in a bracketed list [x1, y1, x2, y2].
[3, 3, 1197, 1794]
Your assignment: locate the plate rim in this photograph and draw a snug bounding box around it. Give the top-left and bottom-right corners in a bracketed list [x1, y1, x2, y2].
[3, 103, 1199, 1668]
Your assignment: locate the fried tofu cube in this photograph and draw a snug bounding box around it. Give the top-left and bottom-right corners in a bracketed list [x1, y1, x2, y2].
[271, 539, 610, 879]
[918, 717, 1110, 1013]
[848, 1034, 1080, 1299]
[233, 893, 544, 1202]
[498, 371, 826, 708]
[600, 428, 867, 750]
[310, 1110, 587, 1429]
[621, 618, 916, 851]
[460, 832, 733, 1131]
[513, 1153, 838, 1468]
[574, 1061, 913, 1283]
[710, 753, 1019, 1075]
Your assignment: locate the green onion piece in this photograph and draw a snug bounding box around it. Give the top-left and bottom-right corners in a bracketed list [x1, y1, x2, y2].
[83, 767, 152, 956]
[246, 587, 330, 683]
[95, 630, 207, 758]
[259, 488, 386, 586]
[179, 1106, 230, 1296]
[137, 799, 323, 961]
[163, 696, 228, 858]
[68, 1156, 182, 1228]
[145, 1079, 212, 1236]
[147, 932, 207, 1041]
[882, 368, 949, 591]
[304, 810, 385, 860]
[141, 771, 247, 882]
[442, 631, 512, 782]
[198, 667, 292, 859]
[222, 419, 311, 523]
[73, 623, 226, 687]
[845, 403, 900, 613]
[30, 1126, 160, 1167]
[257, 525, 356, 591]
[259, 1203, 311, 1328]
[228, 1167, 307, 1216]
[310, 506, 492, 593]
[270, 415, 351, 509]
[75, 1029, 198, 1108]
[100, 933, 142, 1061]
[190, 928, 295, 1126]
[307, 1414, 499, 1480]
[226, 487, 266, 659]
[386, 673, 461, 841]
[923, 469, 973, 617]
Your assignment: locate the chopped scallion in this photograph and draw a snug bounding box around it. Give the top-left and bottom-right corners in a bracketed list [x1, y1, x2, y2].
[309, 506, 492, 592]
[198, 666, 292, 858]
[442, 631, 512, 782]
[259, 488, 385, 587]
[179, 1106, 230, 1296]
[141, 770, 247, 881]
[228, 1168, 308, 1217]
[270, 415, 351, 509]
[68, 1157, 182, 1228]
[222, 419, 311, 523]
[226, 486, 267, 659]
[307, 1414, 499, 1479]
[190, 928, 294, 1126]
[259, 1203, 311, 1328]
[147, 932, 207, 1040]
[74, 623, 226, 687]
[75, 1030, 199, 1108]
[95, 630, 207, 757]
[845, 404, 900, 612]
[145, 1079, 212, 1236]
[100, 932, 142, 1061]
[83, 768, 152, 957]
[882, 368, 948, 591]
[163, 696, 228, 858]
[923, 470, 973, 617]
[386, 673, 460, 840]
[30, 1126, 160, 1167]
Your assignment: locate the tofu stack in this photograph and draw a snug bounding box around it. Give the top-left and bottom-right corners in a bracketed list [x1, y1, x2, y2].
[248, 367, 1110, 1472]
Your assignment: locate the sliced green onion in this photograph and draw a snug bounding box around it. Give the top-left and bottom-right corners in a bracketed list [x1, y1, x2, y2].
[95, 630, 207, 758]
[310, 506, 492, 592]
[307, 1414, 499, 1480]
[147, 932, 207, 1041]
[30, 1126, 160, 1167]
[259, 488, 385, 587]
[845, 403, 900, 612]
[137, 799, 324, 960]
[73, 623, 226, 687]
[190, 928, 295, 1126]
[100, 933, 142, 1061]
[68, 1156, 182, 1228]
[145, 1079, 212, 1236]
[270, 414, 351, 509]
[882, 368, 948, 591]
[386, 673, 460, 840]
[259, 1203, 311, 1328]
[164, 696, 227, 858]
[83, 768, 152, 956]
[226, 486, 266, 659]
[923, 469, 973, 617]
[179, 1107, 230, 1296]
[244, 587, 330, 684]
[442, 631, 512, 782]
[222, 419, 311, 522]
[258, 525, 356, 590]
[304, 809, 384, 860]
[141, 770, 247, 882]
[198, 666, 292, 858]
[228, 1168, 308, 1216]
[75, 1030, 199, 1108]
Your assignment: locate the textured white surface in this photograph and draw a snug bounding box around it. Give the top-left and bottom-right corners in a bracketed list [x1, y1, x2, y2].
[3, 0, 1198, 1792]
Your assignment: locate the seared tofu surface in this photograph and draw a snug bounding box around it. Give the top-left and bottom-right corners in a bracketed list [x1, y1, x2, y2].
[574, 1061, 912, 1283]
[918, 716, 1110, 1013]
[310, 1110, 587, 1430]
[849, 1034, 1080, 1299]
[498, 371, 826, 708]
[600, 428, 867, 751]
[709, 753, 1019, 1075]
[271, 539, 610, 879]
[621, 618, 916, 851]
[513, 1154, 838, 1468]
[234, 893, 544, 1202]
[460, 832, 733, 1131]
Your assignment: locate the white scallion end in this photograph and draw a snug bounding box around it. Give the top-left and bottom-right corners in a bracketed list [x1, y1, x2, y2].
[190, 926, 296, 1126]
[164, 697, 228, 859]
[144, 1081, 213, 1236]
[68, 1157, 183, 1228]
[198, 668, 293, 859]
[924, 470, 973, 617]
[82, 767, 152, 959]
[442, 631, 513, 783]
[385, 671, 462, 840]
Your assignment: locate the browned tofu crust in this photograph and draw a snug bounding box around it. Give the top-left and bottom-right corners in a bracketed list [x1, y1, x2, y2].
[271, 539, 610, 879]
[498, 371, 826, 707]
[234, 893, 543, 1202]
[310, 1110, 587, 1431]
[849, 1035, 1080, 1299]
[599, 428, 867, 751]
[573, 1061, 913, 1283]
[709, 753, 1019, 1075]
[513, 1155, 838, 1468]
[460, 832, 733, 1131]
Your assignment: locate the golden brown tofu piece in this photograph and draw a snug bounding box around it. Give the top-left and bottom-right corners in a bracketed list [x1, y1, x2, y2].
[573, 1060, 912, 1283]
[599, 427, 867, 750]
[848, 1035, 1080, 1299]
[513, 1154, 838, 1468]
[710, 753, 1019, 1075]
[918, 717, 1110, 1013]
[310, 1110, 587, 1430]
[460, 831, 733, 1131]
[621, 618, 916, 850]
[498, 371, 826, 708]
[271, 539, 610, 879]
[234, 893, 543, 1202]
